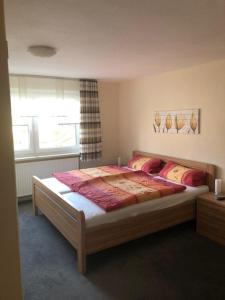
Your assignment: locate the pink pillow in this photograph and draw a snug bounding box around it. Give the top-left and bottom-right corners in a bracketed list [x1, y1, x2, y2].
[128, 155, 162, 173]
[159, 161, 206, 186]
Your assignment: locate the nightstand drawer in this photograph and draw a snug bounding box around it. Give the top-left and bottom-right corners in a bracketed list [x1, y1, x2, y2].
[198, 200, 225, 222]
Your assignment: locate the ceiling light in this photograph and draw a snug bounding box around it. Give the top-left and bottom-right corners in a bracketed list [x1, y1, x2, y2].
[28, 45, 57, 57]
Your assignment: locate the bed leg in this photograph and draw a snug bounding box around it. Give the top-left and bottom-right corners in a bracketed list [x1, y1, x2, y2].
[33, 203, 38, 216]
[77, 211, 86, 274]
[32, 181, 38, 216]
[78, 249, 86, 274]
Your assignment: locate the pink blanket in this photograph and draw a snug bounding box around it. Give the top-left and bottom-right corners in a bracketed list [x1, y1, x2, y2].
[53, 166, 186, 212]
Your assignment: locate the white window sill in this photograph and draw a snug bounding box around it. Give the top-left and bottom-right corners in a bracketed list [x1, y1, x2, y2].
[15, 153, 80, 164]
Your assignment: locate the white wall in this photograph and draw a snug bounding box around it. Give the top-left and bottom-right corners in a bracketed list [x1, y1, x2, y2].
[118, 59, 225, 191]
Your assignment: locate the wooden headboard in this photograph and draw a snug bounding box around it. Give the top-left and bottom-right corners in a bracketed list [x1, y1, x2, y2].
[133, 150, 216, 192]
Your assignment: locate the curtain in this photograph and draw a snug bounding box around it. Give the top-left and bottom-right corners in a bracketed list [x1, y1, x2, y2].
[10, 75, 80, 154]
[79, 79, 102, 161]
[10, 75, 80, 121]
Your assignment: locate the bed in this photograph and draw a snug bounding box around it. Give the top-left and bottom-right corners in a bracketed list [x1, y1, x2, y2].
[32, 151, 216, 274]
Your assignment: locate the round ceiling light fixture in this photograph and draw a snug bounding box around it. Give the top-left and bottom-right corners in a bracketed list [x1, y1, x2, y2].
[27, 45, 57, 57]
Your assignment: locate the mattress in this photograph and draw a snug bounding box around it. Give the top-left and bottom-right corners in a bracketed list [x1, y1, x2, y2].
[41, 176, 209, 228]
[42, 177, 71, 194]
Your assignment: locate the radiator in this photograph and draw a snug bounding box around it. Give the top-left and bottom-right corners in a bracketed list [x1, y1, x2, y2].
[15, 157, 79, 197]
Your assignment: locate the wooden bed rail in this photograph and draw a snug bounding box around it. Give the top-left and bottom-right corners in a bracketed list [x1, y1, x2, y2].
[32, 176, 87, 274]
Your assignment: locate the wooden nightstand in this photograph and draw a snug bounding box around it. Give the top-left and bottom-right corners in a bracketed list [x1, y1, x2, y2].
[197, 192, 225, 246]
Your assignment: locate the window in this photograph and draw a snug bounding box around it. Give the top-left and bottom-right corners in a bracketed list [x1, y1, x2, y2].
[10, 76, 80, 158]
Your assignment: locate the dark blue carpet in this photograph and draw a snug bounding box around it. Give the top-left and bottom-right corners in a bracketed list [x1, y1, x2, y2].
[19, 202, 225, 300]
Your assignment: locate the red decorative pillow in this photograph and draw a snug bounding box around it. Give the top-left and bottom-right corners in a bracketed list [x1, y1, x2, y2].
[128, 155, 162, 173]
[159, 161, 206, 186]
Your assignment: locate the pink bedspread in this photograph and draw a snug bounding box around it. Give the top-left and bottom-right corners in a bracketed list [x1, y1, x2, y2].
[53, 166, 186, 212]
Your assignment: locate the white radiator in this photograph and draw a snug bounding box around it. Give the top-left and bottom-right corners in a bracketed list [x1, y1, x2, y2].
[15, 157, 79, 197]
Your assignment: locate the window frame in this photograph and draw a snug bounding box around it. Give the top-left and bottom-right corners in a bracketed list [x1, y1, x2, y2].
[33, 117, 80, 156]
[13, 117, 80, 159]
[10, 75, 80, 159]
[12, 119, 34, 157]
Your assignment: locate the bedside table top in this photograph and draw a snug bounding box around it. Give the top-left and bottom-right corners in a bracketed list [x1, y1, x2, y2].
[198, 192, 225, 207]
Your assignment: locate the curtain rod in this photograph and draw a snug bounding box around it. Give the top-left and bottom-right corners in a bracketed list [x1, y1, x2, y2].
[9, 73, 79, 80]
[10, 73, 97, 81]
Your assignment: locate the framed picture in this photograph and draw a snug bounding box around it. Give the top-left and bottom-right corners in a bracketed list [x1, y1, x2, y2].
[153, 109, 200, 134]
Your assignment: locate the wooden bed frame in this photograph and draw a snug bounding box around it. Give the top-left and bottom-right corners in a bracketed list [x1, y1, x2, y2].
[32, 151, 216, 274]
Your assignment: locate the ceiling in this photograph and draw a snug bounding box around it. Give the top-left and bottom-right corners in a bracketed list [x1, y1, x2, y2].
[4, 0, 225, 79]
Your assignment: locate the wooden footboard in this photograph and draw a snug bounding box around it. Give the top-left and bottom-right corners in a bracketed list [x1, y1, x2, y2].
[32, 176, 86, 274]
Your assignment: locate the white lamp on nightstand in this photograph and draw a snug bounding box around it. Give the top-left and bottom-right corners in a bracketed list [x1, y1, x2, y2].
[215, 179, 222, 195]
